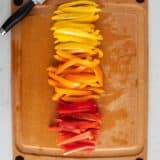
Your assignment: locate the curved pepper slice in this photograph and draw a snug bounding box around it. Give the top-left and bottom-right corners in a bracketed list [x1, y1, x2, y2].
[65, 73, 98, 84]
[62, 66, 90, 74]
[56, 58, 99, 74]
[48, 72, 82, 88]
[54, 55, 67, 62]
[58, 6, 101, 14]
[57, 0, 98, 9]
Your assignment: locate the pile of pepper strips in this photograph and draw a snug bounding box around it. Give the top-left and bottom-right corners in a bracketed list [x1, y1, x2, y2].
[47, 0, 104, 155]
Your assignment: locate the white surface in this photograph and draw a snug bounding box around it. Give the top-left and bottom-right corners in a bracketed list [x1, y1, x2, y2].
[0, 0, 160, 159]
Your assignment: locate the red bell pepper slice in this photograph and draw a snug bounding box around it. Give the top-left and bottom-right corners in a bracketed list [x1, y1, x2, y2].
[56, 99, 98, 114]
[62, 140, 95, 155]
[57, 119, 100, 133]
[60, 112, 101, 123]
[58, 131, 93, 145]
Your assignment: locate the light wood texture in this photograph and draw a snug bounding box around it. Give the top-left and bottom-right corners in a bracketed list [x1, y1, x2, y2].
[12, 0, 148, 159]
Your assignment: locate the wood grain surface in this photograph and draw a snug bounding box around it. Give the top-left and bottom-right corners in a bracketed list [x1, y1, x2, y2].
[12, 0, 148, 159]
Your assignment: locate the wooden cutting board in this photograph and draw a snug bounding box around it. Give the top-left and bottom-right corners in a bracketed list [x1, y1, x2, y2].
[12, 0, 148, 160]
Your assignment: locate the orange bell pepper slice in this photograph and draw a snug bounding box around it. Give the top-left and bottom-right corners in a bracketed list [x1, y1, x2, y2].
[61, 95, 100, 102]
[56, 58, 99, 74]
[55, 87, 92, 96]
[93, 65, 103, 86]
[48, 72, 82, 88]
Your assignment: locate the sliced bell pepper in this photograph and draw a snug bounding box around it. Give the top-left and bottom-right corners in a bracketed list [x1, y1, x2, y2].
[56, 58, 99, 74]
[64, 73, 98, 84]
[47, 66, 56, 73]
[86, 87, 104, 94]
[55, 87, 92, 96]
[58, 6, 101, 14]
[57, 0, 98, 9]
[54, 28, 102, 40]
[55, 42, 95, 52]
[51, 21, 95, 32]
[56, 100, 98, 114]
[53, 33, 100, 46]
[56, 119, 100, 133]
[48, 72, 82, 88]
[61, 95, 100, 102]
[54, 55, 67, 62]
[94, 65, 103, 86]
[62, 141, 95, 155]
[60, 112, 101, 123]
[58, 131, 93, 145]
[52, 13, 99, 22]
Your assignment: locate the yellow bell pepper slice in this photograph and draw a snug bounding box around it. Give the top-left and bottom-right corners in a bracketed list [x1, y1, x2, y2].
[53, 33, 100, 46]
[57, 0, 98, 9]
[56, 58, 100, 74]
[55, 42, 95, 53]
[58, 6, 101, 14]
[54, 28, 102, 40]
[52, 13, 99, 22]
[51, 21, 95, 32]
[61, 95, 100, 102]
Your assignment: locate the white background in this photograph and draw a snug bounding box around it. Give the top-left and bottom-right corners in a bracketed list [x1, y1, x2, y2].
[0, 0, 160, 159]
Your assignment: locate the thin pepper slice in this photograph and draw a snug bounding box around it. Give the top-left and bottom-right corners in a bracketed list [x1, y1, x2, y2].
[48, 72, 82, 88]
[57, 99, 98, 114]
[52, 13, 99, 22]
[56, 58, 100, 74]
[54, 33, 100, 46]
[57, 99, 98, 113]
[57, 0, 98, 9]
[61, 95, 100, 102]
[54, 28, 102, 40]
[55, 87, 92, 96]
[55, 42, 95, 52]
[93, 65, 103, 86]
[64, 73, 98, 84]
[60, 112, 101, 123]
[56, 119, 100, 133]
[54, 55, 67, 62]
[58, 6, 101, 14]
[62, 141, 95, 155]
[58, 131, 93, 145]
[86, 87, 104, 94]
[51, 21, 95, 32]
